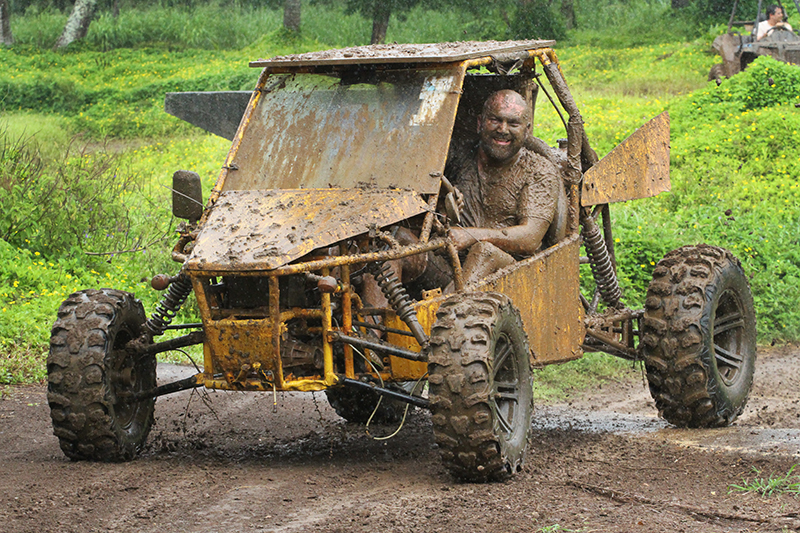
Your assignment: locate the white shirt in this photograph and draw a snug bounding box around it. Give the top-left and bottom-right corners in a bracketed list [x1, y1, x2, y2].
[757, 19, 793, 40]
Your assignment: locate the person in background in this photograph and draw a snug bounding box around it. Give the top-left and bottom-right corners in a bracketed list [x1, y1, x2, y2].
[757, 5, 793, 40]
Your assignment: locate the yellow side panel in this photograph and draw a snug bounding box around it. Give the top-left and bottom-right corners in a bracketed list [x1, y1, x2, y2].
[581, 111, 670, 206]
[382, 316, 428, 381]
[415, 235, 585, 367]
[203, 318, 276, 376]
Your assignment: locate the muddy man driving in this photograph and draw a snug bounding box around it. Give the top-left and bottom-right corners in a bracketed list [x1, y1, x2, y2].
[445, 89, 559, 287]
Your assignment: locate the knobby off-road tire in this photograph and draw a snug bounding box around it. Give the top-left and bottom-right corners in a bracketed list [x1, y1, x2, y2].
[642, 245, 756, 428]
[708, 63, 724, 83]
[428, 292, 533, 482]
[48, 289, 156, 461]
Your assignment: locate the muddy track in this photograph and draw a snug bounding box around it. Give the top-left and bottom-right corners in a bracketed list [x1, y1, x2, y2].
[1, 344, 798, 533]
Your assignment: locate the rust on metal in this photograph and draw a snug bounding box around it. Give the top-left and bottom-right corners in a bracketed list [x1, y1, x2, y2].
[221, 66, 465, 195]
[185, 189, 429, 272]
[250, 40, 555, 68]
[415, 235, 585, 367]
[581, 111, 670, 206]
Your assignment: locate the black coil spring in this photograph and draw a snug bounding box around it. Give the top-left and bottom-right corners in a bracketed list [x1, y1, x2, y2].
[581, 217, 622, 308]
[370, 262, 416, 323]
[146, 274, 194, 336]
[367, 261, 429, 347]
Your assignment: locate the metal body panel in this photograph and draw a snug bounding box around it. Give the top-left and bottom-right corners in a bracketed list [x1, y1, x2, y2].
[186, 189, 428, 272]
[414, 235, 585, 368]
[383, 315, 428, 381]
[223, 67, 465, 194]
[164, 91, 253, 141]
[581, 112, 670, 206]
[250, 40, 555, 68]
[203, 318, 276, 378]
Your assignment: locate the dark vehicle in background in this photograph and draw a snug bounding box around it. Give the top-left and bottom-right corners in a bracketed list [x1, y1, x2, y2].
[710, 1, 800, 81]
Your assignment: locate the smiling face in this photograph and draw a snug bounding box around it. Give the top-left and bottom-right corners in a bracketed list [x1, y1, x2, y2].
[769, 7, 784, 24]
[477, 90, 530, 165]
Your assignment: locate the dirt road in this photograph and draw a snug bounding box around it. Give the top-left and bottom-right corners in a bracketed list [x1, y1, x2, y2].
[1, 345, 798, 533]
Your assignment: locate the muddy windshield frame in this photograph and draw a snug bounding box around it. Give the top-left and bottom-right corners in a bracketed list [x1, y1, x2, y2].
[222, 65, 466, 194]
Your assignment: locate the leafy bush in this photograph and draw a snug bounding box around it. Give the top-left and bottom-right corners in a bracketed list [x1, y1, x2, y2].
[509, 0, 567, 41]
[0, 129, 174, 259]
[656, 56, 800, 341]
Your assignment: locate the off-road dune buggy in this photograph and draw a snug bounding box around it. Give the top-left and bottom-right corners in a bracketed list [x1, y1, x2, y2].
[48, 40, 757, 481]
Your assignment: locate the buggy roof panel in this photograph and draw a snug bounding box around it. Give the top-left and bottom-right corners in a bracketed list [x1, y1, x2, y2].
[250, 39, 555, 68]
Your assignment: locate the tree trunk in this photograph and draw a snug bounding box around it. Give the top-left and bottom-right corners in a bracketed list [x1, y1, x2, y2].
[284, 0, 301, 32]
[560, 0, 575, 29]
[370, 1, 391, 45]
[0, 0, 13, 46]
[53, 0, 97, 50]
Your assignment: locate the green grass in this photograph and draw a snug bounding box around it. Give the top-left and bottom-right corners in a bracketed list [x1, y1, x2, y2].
[1, 3, 799, 386]
[730, 465, 800, 497]
[534, 353, 637, 402]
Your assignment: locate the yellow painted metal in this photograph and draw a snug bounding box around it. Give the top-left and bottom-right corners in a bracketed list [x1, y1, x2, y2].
[203, 377, 332, 392]
[581, 112, 671, 206]
[383, 314, 428, 381]
[185, 188, 429, 273]
[203, 317, 276, 377]
[415, 235, 585, 368]
[190, 276, 216, 374]
[339, 246, 355, 379]
[269, 275, 284, 388]
[320, 267, 337, 386]
[185, 42, 596, 393]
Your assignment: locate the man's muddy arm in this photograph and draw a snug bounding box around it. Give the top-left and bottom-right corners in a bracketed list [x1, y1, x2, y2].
[449, 218, 550, 256]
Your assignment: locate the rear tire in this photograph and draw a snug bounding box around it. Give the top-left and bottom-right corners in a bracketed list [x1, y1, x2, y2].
[428, 292, 533, 481]
[48, 289, 156, 461]
[642, 245, 756, 428]
[325, 386, 408, 424]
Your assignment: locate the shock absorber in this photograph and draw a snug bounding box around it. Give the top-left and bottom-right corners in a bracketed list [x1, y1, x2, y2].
[581, 215, 622, 309]
[368, 262, 429, 349]
[146, 274, 194, 337]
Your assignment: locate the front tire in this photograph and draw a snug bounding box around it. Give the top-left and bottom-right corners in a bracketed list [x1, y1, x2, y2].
[48, 289, 156, 461]
[428, 292, 533, 481]
[642, 245, 756, 428]
[708, 63, 724, 82]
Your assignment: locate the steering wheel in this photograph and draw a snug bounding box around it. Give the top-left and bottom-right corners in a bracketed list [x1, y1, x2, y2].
[764, 24, 798, 40]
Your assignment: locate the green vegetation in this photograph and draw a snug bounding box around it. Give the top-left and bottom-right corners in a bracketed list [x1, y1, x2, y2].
[534, 353, 634, 402]
[730, 465, 800, 497]
[1, 2, 799, 385]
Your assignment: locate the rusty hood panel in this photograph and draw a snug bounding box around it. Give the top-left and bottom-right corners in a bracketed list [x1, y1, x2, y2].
[581, 111, 670, 206]
[185, 188, 428, 272]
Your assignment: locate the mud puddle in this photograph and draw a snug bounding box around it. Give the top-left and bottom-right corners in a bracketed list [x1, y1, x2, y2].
[535, 404, 800, 457]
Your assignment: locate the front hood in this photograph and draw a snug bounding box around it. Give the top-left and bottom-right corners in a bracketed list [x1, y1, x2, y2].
[185, 188, 428, 273]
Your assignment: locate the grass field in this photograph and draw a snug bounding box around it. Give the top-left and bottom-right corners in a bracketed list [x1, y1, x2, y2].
[1, 2, 798, 388]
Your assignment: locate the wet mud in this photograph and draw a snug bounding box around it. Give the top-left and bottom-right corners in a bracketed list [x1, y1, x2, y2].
[1, 344, 798, 532]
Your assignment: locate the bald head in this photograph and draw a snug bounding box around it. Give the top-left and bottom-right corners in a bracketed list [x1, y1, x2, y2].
[481, 90, 530, 122]
[478, 90, 530, 165]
